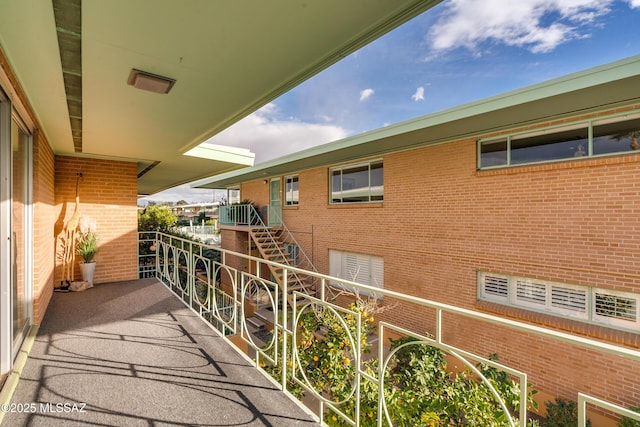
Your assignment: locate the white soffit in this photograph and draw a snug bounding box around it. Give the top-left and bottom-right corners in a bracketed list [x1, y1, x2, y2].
[184, 144, 255, 166]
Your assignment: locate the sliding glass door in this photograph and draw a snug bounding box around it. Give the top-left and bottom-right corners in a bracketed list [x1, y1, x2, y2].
[0, 91, 10, 375]
[0, 91, 32, 376]
[11, 118, 31, 349]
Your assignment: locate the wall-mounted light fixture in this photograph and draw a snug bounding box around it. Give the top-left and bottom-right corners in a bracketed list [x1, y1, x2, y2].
[127, 69, 176, 94]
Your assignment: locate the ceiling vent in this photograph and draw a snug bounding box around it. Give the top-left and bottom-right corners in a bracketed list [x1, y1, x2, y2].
[127, 69, 176, 94]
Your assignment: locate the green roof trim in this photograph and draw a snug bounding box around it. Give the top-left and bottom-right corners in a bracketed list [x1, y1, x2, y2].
[192, 55, 640, 189]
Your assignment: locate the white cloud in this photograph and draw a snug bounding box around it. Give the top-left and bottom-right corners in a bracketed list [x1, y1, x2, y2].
[412, 86, 425, 101]
[139, 104, 348, 202]
[428, 0, 612, 54]
[139, 184, 218, 204]
[628, 0, 640, 7]
[359, 88, 375, 102]
[202, 103, 348, 164]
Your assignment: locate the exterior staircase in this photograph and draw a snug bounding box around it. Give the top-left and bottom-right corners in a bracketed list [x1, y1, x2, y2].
[249, 226, 316, 305]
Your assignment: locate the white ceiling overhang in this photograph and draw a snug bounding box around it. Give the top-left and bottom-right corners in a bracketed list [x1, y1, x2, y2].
[0, 0, 440, 195]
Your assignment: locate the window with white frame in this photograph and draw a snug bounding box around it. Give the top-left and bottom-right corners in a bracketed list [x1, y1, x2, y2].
[329, 250, 383, 295]
[330, 160, 383, 204]
[226, 187, 240, 204]
[284, 175, 299, 206]
[478, 113, 640, 169]
[478, 271, 639, 332]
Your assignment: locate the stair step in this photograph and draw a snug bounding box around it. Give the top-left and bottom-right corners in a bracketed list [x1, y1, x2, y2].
[254, 308, 274, 325]
[250, 226, 321, 302]
[266, 255, 288, 261]
[246, 316, 265, 329]
[262, 247, 284, 253]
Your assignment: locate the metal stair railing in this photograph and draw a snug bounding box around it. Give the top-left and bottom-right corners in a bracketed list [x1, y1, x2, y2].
[246, 205, 316, 297]
[265, 205, 338, 301]
[266, 206, 316, 275]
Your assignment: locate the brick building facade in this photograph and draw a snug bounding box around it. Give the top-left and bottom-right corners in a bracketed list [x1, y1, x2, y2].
[198, 58, 640, 416]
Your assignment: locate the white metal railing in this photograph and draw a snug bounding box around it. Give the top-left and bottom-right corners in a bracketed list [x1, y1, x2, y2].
[219, 204, 260, 226]
[578, 394, 640, 427]
[138, 231, 640, 426]
[176, 225, 220, 245]
[178, 224, 219, 235]
[137, 232, 157, 279]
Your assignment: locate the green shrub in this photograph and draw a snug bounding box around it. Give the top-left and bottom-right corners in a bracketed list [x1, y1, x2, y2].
[544, 398, 591, 427]
[619, 407, 640, 427]
[262, 302, 539, 426]
[138, 205, 177, 232]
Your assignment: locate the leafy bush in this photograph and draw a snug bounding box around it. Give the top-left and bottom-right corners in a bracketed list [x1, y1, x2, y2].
[619, 407, 640, 427]
[138, 205, 177, 232]
[381, 339, 538, 426]
[261, 301, 539, 426]
[543, 398, 591, 427]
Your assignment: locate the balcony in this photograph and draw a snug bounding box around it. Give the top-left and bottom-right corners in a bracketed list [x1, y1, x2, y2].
[1, 278, 316, 426]
[3, 232, 639, 426]
[219, 203, 282, 228]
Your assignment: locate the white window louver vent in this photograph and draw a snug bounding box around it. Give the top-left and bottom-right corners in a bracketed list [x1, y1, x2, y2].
[552, 286, 587, 312]
[595, 293, 637, 321]
[483, 275, 509, 299]
[516, 280, 546, 305]
[478, 271, 638, 332]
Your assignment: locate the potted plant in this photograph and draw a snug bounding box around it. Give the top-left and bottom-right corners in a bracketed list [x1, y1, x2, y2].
[77, 217, 99, 286]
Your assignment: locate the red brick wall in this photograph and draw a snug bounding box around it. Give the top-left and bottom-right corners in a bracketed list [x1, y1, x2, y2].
[55, 156, 138, 285]
[242, 180, 270, 208]
[233, 104, 640, 409]
[32, 130, 55, 324]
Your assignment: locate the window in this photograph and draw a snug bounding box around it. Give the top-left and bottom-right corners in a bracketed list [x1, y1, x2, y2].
[283, 243, 299, 266]
[330, 160, 383, 204]
[478, 271, 639, 332]
[478, 113, 640, 169]
[479, 139, 508, 167]
[592, 115, 640, 155]
[284, 175, 299, 206]
[510, 125, 588, 165]
[329, 250, 383, 295]
[226, 187, 240, 204]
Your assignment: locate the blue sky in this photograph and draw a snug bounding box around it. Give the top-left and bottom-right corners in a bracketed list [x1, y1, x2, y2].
[141, 0, 640, 203]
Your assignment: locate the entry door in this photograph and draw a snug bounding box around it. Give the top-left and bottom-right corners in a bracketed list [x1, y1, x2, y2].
[268, 178, 282, 227]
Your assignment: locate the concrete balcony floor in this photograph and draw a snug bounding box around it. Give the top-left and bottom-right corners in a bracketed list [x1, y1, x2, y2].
[3, 279, 315, 426]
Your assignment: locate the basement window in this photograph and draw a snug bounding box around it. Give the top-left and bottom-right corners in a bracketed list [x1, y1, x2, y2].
[478, 271, 639, 332]
[329, 250, 383, 296]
